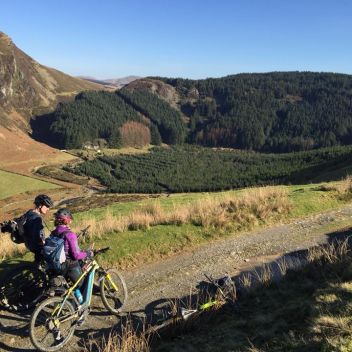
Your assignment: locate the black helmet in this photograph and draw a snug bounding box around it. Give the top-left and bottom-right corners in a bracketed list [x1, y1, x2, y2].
[34, 194, 54, 208]
[54, 208, 73, 221]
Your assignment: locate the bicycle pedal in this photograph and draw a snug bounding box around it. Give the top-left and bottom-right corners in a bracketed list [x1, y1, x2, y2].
[48, 289, 56, 297]
[76, 310, 89, 326]
[76, 317, 85, 327]
[53, 329, 62, 341]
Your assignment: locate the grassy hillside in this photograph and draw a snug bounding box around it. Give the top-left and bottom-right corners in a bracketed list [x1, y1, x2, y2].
[1, 180, 352, 352]
[72, 179, 352, 268]
[0, 169, 59, 200]
[0, 31, 106, 173]
[2, 178, 351, 265]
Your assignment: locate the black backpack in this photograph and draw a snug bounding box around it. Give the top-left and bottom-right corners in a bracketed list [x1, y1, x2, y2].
[0, 214, 28, 244]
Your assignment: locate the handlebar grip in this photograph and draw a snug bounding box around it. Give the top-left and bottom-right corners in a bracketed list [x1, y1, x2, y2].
[94, 247, 110, 255]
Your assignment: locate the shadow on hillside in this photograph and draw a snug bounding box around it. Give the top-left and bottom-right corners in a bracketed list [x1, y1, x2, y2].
[30, 113, 61, 148]
[288, 154, 352, 183]
[0, 227, 351, 351]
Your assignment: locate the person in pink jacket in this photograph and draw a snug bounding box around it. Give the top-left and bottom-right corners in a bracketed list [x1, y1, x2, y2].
[52, 208, 92, 288]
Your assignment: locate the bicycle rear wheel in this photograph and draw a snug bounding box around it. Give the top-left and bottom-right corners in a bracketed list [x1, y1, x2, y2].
[30, 296, 76, 352]
[100, 269, 127, 315]
[0, 264, 47, 311]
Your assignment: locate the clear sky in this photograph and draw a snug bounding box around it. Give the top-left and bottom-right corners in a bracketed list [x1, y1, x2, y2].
[1, 0, 351, 79]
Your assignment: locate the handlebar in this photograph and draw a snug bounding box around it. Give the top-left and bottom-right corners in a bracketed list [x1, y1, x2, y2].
[81, 247, 110, 269]
[93, 247, 110, 256]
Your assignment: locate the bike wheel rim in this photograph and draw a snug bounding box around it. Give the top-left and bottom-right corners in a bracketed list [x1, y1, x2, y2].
[31, 298, 75, 351]
[101, 270, 127, 313]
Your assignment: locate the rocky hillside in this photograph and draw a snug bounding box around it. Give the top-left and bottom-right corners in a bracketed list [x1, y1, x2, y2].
[124, 78, 180, 108]
[0, 31, 106, 172]
[0, 31, 103, 132]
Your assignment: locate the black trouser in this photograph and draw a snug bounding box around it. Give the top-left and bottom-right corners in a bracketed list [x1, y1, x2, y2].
[34, 249, 44, 263]
[63, 260, 84, 288]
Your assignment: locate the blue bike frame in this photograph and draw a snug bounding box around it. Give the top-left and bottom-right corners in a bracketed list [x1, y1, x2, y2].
[81, 264, 97, 305]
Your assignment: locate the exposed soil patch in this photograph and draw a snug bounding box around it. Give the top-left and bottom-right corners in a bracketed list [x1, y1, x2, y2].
[0, 126, 76, 174]
[0, 186, 161, 221]
[58, 193, 161, 213]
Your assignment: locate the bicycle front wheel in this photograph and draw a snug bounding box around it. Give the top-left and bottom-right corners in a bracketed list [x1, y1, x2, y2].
[100, 269, 128, 315]
[30, 296, 76, 352]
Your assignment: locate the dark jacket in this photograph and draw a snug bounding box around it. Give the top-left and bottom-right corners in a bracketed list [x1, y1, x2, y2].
[23, 210, 45, 253]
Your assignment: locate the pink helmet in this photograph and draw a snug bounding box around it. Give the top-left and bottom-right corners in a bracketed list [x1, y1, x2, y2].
[54, 208, 73, 224]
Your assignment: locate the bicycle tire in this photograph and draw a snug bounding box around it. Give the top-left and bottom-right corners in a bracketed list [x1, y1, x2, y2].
[100, 269, 128, 315]
[30, 296, 76, 352]
[0, 264, 47, 311]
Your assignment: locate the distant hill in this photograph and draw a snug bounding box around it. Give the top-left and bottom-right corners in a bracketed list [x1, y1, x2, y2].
[78, 75, 141, 88]
[154, 72, 352, 152]
[42, 72, 352, 152]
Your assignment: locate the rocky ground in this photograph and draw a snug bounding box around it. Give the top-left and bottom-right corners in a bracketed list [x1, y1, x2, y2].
[0, 204, 351, 351]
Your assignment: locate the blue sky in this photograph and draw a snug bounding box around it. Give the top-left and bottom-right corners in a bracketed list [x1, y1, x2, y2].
[1, 0, 351, 79]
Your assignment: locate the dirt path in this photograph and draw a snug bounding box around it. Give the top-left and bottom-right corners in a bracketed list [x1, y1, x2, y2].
[1, 204, 351, 351]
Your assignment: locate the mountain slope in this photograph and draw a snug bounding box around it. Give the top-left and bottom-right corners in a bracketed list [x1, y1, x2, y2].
[45, 72, 352, 152]
[0, 31, 103, 131]
[0, 31, 105, 172]
[155, 72, 352, 151]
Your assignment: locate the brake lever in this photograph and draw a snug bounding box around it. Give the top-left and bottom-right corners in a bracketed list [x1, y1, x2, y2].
[77, 225, 91, 238]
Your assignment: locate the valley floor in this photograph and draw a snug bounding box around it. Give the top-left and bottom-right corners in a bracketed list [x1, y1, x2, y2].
[0, 203, 351, 351]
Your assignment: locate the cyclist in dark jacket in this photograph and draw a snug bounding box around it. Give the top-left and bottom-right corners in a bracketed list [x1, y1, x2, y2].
[23, 194, 54, 263]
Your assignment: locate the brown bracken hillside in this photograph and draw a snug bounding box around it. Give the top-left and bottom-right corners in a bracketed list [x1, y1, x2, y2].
[0, 31, 105, 172]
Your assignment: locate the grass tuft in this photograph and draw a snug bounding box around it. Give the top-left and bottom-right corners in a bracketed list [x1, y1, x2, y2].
[85, 319, 150, 352]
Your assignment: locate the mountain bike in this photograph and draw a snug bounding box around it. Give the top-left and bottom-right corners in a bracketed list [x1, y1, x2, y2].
[0, 226, 90, 312]
[180, 274, 236, 320]
[29, 247, 128, 352]
[152, 274, 236, 330]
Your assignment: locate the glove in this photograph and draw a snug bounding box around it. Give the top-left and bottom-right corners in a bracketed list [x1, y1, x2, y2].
[86, 249, 94, 258]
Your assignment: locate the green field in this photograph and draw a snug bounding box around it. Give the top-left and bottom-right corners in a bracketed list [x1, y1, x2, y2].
[4, 179, 349, 270]
[0, 169, 59, 200]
